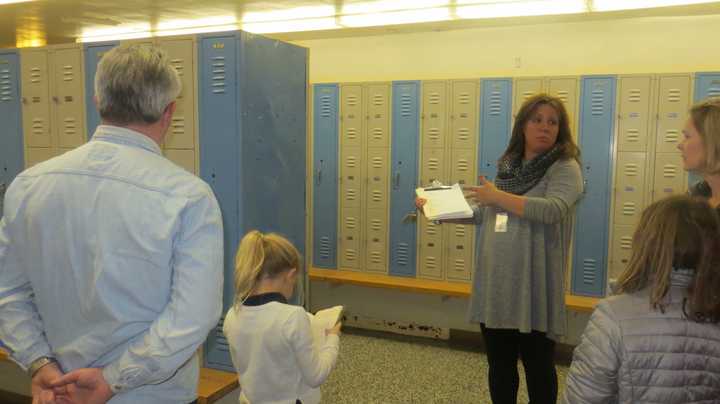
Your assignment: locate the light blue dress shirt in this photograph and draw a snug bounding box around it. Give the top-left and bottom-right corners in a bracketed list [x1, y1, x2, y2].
[0, 125, 224, 403]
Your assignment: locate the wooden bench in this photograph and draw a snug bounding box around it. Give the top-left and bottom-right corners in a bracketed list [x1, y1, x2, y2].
[309, 267, 600, 313]
[0, 349, 238, 404]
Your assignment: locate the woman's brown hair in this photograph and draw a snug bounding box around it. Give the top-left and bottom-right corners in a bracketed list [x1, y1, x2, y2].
[233, 230, 301, 306]
[502, 93, 580, 162]
[615, 195, 720, 323]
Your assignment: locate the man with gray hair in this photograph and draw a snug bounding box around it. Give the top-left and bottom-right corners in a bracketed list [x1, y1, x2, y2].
[0, 44, 223, 403]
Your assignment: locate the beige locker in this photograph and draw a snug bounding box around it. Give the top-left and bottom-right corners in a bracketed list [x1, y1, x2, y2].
[610, 224, 634, 280]
[450, 148, 476, 186]
[449, 80, 478, 150]
[445, 224, 473, 281]
[421, 81, 447, 149]
[365, 208, 388, 274]
[613, 152, 647, 225]
[418, 219, 444, 280]
[340, 84, 363, 149]
[655, 75, 691, 153]
[617, 76, 652, 152]
[419, 147, 446, 186]
[158, 38, 196, 150]
[25, 147, 56, 168]
[366, 83, 390, 148]
[513, 78, 543, 118]
[340, 147, 363, 208]
[547, 77, 579, 137]
[21, 49, 51, 148]
[164, 149, 196, 174]
[652, 152, 686, 202]
[339, 208, 362, 270]
[53, 47, 85, 149]
[366, 147, 388, 211]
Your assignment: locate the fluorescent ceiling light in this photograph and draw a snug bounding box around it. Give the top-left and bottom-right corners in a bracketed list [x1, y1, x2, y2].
[341, 7, 451, 27]
[242, 17, 340, 34]
[342, 0, 449, 15]
[242, 6, 335, 23]
[155, 25, 239, 37]
[456, 0, 587, 19]
[0, 0, 34, 4]
[78, 23, 152, 43]
[156, 16, 236, 31]
[592, 0, 720, 12]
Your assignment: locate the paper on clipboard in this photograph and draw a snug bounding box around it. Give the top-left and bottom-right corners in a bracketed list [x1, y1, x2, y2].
[415, 183, 473, 221]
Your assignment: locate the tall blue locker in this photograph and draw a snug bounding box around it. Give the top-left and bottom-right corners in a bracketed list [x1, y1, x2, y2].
[312, 84, 339, 269]
[83, 42, 118, 139]
[572, 76, 616, 297]
[199, 32, 307, 371]
[389, 81, 420, 277]
[478, 79, 512, 181]
[0, 50, 24, 217]
[691, 72, 720, 187]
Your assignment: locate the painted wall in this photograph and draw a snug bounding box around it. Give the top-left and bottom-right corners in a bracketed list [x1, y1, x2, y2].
[296, 12, 720, 343]
[294, 14, 720, 83]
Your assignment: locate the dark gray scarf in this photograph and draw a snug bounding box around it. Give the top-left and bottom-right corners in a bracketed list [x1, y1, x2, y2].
[495, 146, 562, 195]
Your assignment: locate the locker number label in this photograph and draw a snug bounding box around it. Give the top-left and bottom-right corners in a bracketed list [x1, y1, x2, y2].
[213, 43, 225, 49]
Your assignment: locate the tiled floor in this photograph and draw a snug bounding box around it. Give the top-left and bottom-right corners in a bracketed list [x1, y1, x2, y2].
[321, 329, 568, 404]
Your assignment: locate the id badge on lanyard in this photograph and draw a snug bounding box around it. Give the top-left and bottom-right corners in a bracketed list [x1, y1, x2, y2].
[495, 212, 508, 232]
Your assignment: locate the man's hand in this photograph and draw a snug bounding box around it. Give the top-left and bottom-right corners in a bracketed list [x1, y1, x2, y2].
[415, 197, 427, 212]
[31, 363, 66, 404]
[51, 368, 114, 404]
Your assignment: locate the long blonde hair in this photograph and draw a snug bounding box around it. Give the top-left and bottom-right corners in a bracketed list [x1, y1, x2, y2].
[233, 230, 301, 306]
[615, 195, 720, 322]
[689, 98, 720, 175]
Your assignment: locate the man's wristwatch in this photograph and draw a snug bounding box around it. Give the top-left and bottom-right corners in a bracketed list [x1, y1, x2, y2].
[28, 356, 58, 378]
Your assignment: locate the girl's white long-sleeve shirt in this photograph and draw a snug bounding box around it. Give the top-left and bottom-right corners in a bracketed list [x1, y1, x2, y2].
[223, 300, 340, 404]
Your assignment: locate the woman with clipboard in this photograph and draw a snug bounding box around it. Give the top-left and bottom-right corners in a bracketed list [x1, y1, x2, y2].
[417, 94, 583, 404]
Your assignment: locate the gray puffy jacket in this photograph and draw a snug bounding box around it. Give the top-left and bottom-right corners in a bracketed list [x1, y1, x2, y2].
[563, 279, 720, 403]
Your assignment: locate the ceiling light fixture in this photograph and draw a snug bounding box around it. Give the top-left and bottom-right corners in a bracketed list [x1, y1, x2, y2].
[456, 0, 588, 19]
[242, 17, 340, 34]
[340, 7, 451, 27]
[591, 0, 720, 11]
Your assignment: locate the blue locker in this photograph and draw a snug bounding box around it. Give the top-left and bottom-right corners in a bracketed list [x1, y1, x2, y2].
[478, 79, 512, 181]
[691, 72, 720, 187]
[389, 81, 420, 277]
[572, 76, 616, 297]
[83, 42, 118, 139]
[0, 50, 24, 217]
[199, 32, 308, 371]
[312, 84, 339, 269]
[199, 34, 239, 372]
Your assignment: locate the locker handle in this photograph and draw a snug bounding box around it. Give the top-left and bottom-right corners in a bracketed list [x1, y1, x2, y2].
[316, 160, 323, 185]
[393, 171, 400, 190]
[583, 179, 588, 194]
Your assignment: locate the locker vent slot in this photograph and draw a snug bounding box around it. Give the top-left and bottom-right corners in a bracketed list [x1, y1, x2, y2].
[400, 93, 412, 117]
[346, 94, 359, 106]
[372, 94, 384, 106]
[370, 251, 382, 264]
[345, 128, 359, 141]
[454, 225, 466, 237]
[663, 165, 677, 177]
[666, 88, 681, 103]
[663, 130, 679, 143]
[625, 129, 639, 143]
[489, 91, 502, 115]
[63, 65, 74, 82]
[582, 259, 597, 284]
[345, 216, 358, 229]
[214, 319, 230, 352]
[395, 243, 409, 266]
[628, 89, 642, 102]
[211, 57, 226, 94]
[591, 90, 605, 116]
[429, 92, 441, 104]
[457, 127, 470, 141]
[371, 190, 383, 202]
[458, 92, 470, 104]
[624, 163, 639, 176]
[622, 202, 636, 216]
[425, 256, 437, 269]
[428, 128, 441, 141]
[620, 236, 632, 249]
[319, 236, 331, 259]
[454, 259, 466, 271]
[555, 90, 569, 103]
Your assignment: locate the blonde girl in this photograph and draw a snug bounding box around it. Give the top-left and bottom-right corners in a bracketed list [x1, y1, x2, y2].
[223, 231, 341, 404]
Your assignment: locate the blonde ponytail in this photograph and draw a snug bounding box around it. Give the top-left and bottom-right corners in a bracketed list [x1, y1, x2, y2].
[233, 230, 302, 306]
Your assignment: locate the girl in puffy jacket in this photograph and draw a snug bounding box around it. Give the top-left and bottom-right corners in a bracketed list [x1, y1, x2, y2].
[563, 195, 720, 403]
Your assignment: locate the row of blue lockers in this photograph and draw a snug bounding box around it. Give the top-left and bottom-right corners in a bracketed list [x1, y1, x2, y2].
[0, 31, 308, 372]
[312, 73, 720, 298]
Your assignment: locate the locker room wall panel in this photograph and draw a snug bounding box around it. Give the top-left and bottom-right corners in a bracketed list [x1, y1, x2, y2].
[655, 75, 691, 154]
[158, 38, 196, 150]
[421, 81, 448, 150]
[0, 50, 24, 214]
[449, 80, 478, 150]
[389, 81, 420, 277]
[616, 76, 653, 152]
[52, 47, 85, 149]
[312, 84, 339, 269]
